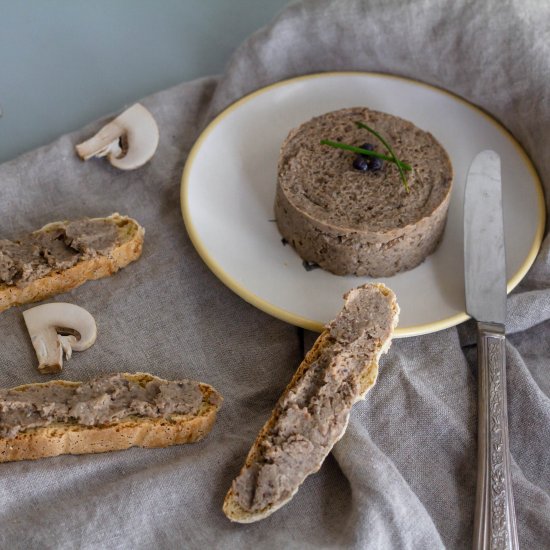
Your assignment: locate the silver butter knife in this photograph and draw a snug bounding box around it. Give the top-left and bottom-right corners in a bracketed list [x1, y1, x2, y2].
[464, 150, 519, 550]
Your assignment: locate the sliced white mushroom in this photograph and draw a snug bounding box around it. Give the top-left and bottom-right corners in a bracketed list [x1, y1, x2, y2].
[23, 303, 97, 374]
[75, 103, 159, 170]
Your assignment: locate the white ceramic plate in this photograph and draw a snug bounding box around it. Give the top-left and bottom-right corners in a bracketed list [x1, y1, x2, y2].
[181, 73, 544, 337]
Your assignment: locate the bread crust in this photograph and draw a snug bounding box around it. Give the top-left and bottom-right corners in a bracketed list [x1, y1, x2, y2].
[0, 373, 222, 463]
[223, 283, 399, 522]
[0, 213, 144, 313]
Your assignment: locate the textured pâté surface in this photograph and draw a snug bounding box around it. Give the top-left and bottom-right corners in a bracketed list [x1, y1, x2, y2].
[0, 373, 222, 463]
[277, 107, 452, 232]
[0, 214, 144, 312]
[224, 283, 398, 522]
[274, 107, 453, 276]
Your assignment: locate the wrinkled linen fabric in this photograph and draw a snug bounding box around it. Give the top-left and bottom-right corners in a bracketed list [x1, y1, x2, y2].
[0, 0, 549, 548]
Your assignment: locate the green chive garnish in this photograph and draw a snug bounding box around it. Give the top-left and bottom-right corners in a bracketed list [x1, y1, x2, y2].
[321, 121, 412, 192]
[319, 140, 412, 171]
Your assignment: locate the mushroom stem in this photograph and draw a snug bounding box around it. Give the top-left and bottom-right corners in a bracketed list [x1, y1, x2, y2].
[23, 303, 97, 374]
[76, 124, 123, 160]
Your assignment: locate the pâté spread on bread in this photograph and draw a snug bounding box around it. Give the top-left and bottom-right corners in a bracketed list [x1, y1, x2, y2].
[224, 283, 399, 522]
[274, 107, 453, 276]
[1, 218, 123, 286]
[0, 373, 213, 439]
[0, 213, 144, 313]
[0, 373, 222, 462]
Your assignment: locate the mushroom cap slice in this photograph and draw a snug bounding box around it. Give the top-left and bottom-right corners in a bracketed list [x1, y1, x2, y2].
[75, 103, 159, 170]
[23, 303, 97, 374]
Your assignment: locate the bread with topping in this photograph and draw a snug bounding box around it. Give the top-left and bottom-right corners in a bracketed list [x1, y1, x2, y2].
[0, 213, 144, 313]
[223, 283, 399, 522]
[0, 372, 222, 463]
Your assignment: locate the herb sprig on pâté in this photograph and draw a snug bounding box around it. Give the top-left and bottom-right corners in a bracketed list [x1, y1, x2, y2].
[320, 121, 411, 192]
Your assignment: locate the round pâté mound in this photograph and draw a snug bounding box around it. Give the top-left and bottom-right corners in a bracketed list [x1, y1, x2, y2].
[274, 107, 453, 277]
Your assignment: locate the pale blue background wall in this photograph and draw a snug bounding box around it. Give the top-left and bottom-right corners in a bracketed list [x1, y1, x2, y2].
[0, 0, 291, 164]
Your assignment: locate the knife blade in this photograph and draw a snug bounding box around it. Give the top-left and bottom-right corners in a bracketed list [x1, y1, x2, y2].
[464, 150, 519, 550]
[464, 150, 507, 324]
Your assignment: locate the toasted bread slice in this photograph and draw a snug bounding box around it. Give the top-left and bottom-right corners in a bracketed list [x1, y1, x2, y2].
[0, 213, 144, 313]
[0, 372, 222, 463]
[223, 283, 399, 522]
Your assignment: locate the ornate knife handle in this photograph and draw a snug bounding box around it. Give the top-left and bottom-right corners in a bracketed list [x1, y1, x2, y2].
[473, 322, 519, 550]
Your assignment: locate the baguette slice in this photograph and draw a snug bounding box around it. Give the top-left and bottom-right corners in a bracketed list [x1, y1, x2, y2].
[0, 372, 222, 463]
[0, 213, 144, 313]
[223, 283, 399, 522]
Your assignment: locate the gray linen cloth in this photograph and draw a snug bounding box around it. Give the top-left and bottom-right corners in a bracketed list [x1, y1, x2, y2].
[1, 0, 549, 548]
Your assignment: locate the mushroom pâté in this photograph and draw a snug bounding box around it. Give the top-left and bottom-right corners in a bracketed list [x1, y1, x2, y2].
[75, 103, 159, 170]
[23, 303, 97, 374]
